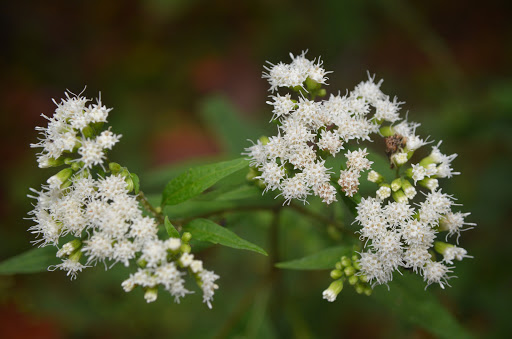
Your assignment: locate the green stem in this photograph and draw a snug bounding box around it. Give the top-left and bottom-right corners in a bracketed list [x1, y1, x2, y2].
[137, 191, 165, 225]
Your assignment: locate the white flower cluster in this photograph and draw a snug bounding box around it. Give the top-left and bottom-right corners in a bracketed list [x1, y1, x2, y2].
[245, 52, 402, 205]
[31, 92, 119, 169]
[356, 120, 475, 290]
[28, 92, 219, 307]
[250, 52, 475, 292]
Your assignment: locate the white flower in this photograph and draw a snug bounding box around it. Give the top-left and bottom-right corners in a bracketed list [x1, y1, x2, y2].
[198, 269, 220, 309]
[352, 75, 385, 105]
[392, 152, 408, 166]
[439, 212, 476, 242]
[48, 258, 89, 280]
[82, 232, 114, 264]
[411, 163, 427, 184]
[78, 138, 105, 168]
[279, 173, 311, 205]
[403, 244, 431, 272]
[422, 260, 453, 289]
[442, 245, 471, 264]
[257, 161, 285, 192]
[267, 93, 295, 121]
[345, 148, 372, 172]
[338, 169, 360, 197]
[317, 130, 344, 156]
[374, 97, 402, 123]
[376, 186, 391, 200]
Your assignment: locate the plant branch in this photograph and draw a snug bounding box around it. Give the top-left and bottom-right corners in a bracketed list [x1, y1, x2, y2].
[137, 190, 165, 225]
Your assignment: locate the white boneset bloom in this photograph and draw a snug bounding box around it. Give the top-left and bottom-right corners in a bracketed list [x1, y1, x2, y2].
[48, 258, 90, 280]
[257, 161, 285, 192]
[198, 270, 220, 309]
[338, 169, 360, 197]
[78, 138, 105, 168]
[392, 152, 408, 166]
[267, 93, 296, 121]
[411, 163, 427, 184]
[423, 260, 453, 289]
[345, 148, 372, 172]
[403, 244, 431, 273]
[374, 97, 402, 123]
[352, 74, 385, 105]
[317, 130, 344, 156]
[442, 245, 471, 264]
[439, 212, 476, 242]
[376, 186, 391, 200]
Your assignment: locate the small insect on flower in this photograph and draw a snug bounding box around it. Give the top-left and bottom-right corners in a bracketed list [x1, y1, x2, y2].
[384, 134, 407, 168]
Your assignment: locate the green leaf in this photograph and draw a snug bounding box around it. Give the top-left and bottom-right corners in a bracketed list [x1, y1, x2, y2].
[0, 246, 59, 274]
[130, 172, 140, 194]
[275, 246, 352, 270]
[164, 216, 180, 238]
[374, 274, 473, 339]
[161, 157, 249, 206]
[183, 218, 267, 256]
[200, 96, 263, 155]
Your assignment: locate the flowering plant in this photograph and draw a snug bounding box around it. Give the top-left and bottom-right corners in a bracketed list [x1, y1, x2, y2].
[1, 51, 475, 336]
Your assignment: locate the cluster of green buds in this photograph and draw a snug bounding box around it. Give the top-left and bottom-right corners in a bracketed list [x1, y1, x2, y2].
[323, 254, 372, 302]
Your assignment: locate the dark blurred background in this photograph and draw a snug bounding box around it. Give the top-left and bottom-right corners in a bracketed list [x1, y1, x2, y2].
[1, 0, 511, 338]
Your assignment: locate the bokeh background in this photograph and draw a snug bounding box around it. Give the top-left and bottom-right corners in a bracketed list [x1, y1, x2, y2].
[1, 0, 511, 338]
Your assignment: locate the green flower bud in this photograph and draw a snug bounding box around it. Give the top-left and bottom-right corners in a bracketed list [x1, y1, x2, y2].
[330, 269, 343, 280]
[367, 170, 384, 184]
[47, 168, 73, 188]
[137, 259, 147, 268]
[144, 287, 158, 303]
[109, 162, 122, 174]
[391, 178, 402, 192]
[317, 89, 327, 97]
[379, 125, 394, 137]
[340, 256, 351, 267]
[322, 279, 344, 302]
[46, 157, 64, 167]
[335, 262, 343, 270]
[392, 190, 408, 203]
[68, 250, 83, 263]
[419, 156, 437, 167]
[180, 244, 192, 254]
[348, 275, 358, 286]
[246, 167, 259, 181]
[434, 241, 453, 255]
[344, 266, 356, 277]
[364, 287, 373, 296]
[259, 136, 270, 145]
[305, 77, 320, 91]
[355, 283, 365, 294]
[70, 162, 81, 172]
[125, 177, 134, 192]
[181, 232, 192, 244]
[419, 178, 439, 191]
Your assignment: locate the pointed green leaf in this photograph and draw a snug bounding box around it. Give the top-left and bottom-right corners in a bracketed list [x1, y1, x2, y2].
[0, 246, 59, 274]
[161, 157, 249, 206]
[275, 246, 352, 270]
[183, 218, 267, 256]
[164, 216, 180, 238]
[374, 274, 473, 339]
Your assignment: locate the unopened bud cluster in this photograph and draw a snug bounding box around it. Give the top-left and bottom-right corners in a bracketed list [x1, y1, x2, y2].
[322, 254, 372, 302]
[28, 92, 219, 307]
